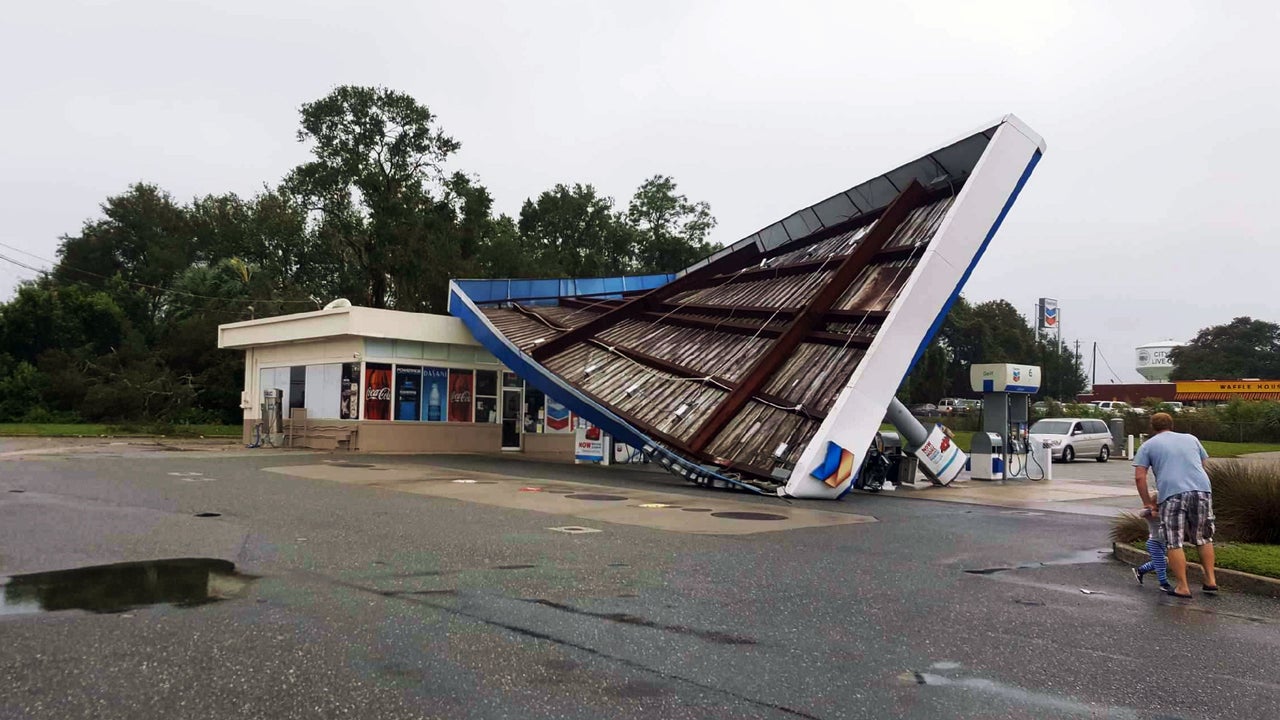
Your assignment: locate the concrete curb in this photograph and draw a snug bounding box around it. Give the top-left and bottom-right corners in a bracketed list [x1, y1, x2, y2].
[1112, 542, 1280, 598]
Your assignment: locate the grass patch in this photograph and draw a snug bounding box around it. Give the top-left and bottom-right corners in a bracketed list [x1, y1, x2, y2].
[1201, 441, 1280, 458]
[0, 423, 240, 438]
[1127, 540, 1280, 580]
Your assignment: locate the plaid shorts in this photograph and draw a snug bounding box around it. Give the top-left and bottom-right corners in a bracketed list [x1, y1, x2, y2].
[1159, 491, 1215, 549]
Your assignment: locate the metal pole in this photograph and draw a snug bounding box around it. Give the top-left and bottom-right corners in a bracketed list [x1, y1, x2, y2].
[885, 397, 929, 450]
[1092, 342, 1097, 387]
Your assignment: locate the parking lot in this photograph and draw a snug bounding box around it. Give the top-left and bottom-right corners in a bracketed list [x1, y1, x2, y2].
[2, 441, 1278, 719]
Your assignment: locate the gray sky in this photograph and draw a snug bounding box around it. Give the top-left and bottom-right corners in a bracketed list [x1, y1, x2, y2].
[2, 1, 1277, 383]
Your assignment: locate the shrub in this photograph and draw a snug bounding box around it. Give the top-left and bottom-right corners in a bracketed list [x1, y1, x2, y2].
[1110, 512, 1149, 545]
[1208, 460, 1280, 544]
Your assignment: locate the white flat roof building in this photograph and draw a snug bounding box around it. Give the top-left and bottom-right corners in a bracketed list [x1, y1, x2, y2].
[217, 305, 575, 459]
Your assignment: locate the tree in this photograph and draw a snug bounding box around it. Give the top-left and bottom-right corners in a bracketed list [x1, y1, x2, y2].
[897, 297, 1087, 404]
[284, 85, 464, 309]
[518, 184, 636, 277]
[1170, 317, 1280, 380]
[0, 281, 128, 366]
[54, 184, 193, 331]
[626, 175, 717, 273]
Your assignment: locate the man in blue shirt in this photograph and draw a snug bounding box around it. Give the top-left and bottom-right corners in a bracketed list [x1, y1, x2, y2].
[1132, 412, 1217, 598]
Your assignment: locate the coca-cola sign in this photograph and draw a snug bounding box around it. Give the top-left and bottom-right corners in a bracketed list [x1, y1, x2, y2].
[448, 369, 474, 423]
[364, 363, 392, 420]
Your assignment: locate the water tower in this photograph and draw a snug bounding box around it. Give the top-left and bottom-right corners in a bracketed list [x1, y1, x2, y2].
[1135, 341, 1182, 382]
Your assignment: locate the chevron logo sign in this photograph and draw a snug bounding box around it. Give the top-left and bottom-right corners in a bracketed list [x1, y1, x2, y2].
[1042, 302, 1058, 327]
[810, 441, 856, 488]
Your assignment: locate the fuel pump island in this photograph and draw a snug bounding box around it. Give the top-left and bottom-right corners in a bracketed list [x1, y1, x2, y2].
[966, 363, 1050, 481]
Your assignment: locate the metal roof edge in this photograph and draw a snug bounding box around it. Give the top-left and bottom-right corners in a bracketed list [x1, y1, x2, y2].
[690, 114, 1043, 271]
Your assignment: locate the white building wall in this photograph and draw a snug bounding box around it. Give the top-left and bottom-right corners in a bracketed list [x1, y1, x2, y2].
[241, 337, 363, 420]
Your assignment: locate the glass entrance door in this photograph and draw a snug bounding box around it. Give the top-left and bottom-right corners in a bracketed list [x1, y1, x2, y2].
[501, 388, 522, 450]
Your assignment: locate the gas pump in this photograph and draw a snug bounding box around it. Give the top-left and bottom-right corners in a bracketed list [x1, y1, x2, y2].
[967, 363, 1044, 481]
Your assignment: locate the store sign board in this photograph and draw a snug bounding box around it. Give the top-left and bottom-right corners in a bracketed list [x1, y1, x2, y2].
[575, 419, 604, 462]
[1176, 380, 1280, 393]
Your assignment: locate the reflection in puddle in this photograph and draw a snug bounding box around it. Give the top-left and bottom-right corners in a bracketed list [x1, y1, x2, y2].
[0, 558, 253, 616]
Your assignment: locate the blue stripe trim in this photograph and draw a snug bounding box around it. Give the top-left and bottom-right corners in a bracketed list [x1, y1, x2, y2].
[901, 149, 1043, 380]
[448, 286, 764, 494]
[935, 448, 961, 476]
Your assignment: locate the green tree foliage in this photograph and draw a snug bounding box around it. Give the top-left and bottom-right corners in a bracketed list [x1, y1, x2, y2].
[284, 85, 487, 311]
[1169, 317, 1280, 381]
[897, 297, 1088, 404]
[627, 175, 717, 273]
[0, 85, 726, 424]
[518, 184, 637, 277]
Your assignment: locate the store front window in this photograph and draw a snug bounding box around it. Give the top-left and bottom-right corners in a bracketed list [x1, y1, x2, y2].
[448, 370, 474, 423]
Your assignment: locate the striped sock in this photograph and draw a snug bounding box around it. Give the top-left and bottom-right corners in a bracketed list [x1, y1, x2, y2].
[1146, 538, 1168, 585]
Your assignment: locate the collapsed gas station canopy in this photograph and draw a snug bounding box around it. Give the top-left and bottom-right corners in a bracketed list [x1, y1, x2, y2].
[450, 115, 1045, 499]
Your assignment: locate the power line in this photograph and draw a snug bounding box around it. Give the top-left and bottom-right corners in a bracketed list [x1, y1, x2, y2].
[1095, 345, 1123, 384]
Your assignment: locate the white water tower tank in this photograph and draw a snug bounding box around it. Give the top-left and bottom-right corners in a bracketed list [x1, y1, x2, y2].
[1135, 341, 1182, 382]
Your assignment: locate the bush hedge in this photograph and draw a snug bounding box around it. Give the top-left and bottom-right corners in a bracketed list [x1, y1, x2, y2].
[1208, 460, 1280, 544]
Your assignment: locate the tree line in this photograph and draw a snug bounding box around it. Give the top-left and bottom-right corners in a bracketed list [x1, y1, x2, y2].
[0, 85, 1095, 426]
[896, 297, 1088, 405]
[0, 86, 718, 425]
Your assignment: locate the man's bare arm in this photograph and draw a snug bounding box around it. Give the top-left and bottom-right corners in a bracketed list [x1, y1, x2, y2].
[1134, 466, 1157, 510]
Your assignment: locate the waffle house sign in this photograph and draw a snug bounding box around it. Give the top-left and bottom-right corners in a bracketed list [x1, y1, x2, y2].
[1175, 380, 1280, 401]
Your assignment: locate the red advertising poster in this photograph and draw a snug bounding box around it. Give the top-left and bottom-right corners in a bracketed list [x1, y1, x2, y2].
[364, 363, 392, 420]
[448, 369, 474, 423]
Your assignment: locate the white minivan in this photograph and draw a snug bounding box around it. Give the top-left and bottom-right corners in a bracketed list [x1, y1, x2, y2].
[1028, 417, 1114, 463]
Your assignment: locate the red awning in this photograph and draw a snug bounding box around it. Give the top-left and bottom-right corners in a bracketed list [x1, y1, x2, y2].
[1175, 392, 1280, 401]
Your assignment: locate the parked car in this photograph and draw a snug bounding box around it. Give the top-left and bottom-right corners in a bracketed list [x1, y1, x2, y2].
[1092, 400, 1144, 416]
[937, 398, 962, 415]
[938, 398, 980, 415]
[1028, 417, 1114, 463]
[910, 403, 939, 417]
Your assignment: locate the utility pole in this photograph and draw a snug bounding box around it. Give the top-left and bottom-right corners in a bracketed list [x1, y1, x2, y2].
[1091, 342, 1097, 387]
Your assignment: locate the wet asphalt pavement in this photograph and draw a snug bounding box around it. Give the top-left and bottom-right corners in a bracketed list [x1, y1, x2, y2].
[1, 448, 1277, 719]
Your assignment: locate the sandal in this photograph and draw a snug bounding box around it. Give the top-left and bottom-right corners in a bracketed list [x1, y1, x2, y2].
[1165, 588, 1193, 599]
[1201, 585, 1219, 594]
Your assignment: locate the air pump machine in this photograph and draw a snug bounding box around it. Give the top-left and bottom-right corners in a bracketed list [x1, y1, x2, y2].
[967, 363, 1049, 481]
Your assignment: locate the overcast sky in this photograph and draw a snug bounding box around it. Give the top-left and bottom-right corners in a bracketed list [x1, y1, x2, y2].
[2, 1, 1277, 382]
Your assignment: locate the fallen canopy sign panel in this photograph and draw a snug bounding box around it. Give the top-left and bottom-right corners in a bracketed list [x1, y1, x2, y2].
[449, 115, 1045, 499]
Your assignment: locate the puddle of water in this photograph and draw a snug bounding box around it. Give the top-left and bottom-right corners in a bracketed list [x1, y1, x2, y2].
[1041, 548, 1112, 566]
[965, 549, 1110, 575]
[913, 672, 1137, 718]
[709, 511, 787, 521]
[916, 671, 1136, 712]
[0, 558, 253, 616]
